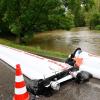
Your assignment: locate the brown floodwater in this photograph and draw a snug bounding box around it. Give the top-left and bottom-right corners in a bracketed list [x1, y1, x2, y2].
[32, 27, 100, 55]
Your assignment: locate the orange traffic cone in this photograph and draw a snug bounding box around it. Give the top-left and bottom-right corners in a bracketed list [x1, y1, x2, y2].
[13, 64, 30, 100]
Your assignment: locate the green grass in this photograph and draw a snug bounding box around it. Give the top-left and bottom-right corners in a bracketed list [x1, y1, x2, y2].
[0, 38, 67, 61]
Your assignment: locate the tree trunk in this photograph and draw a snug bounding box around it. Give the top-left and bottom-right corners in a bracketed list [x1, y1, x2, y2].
[16, 34, 21, 44]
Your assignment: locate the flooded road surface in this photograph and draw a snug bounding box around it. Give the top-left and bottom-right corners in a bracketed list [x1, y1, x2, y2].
[0, 60, 15, 100]
[40, 79, 100, 100]
[0, 59, 100, 100]
[33, 28, 100, 55]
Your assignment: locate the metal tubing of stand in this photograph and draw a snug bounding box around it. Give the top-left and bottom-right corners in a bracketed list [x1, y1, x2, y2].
[50, 71, 80, 91]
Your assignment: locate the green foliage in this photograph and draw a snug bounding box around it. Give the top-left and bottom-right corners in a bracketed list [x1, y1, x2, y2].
[95, 25, 100, 30]
[81, 0, 94, 11]
[63, 11, 74, 29]
[89, 12, 100, 29]
[74, 10, 86, 27]
[63, 0, 94, 27]
[94, 0, 100, 12]
[9, 23, 21, 34]
[0, 0, 75, 43]
[63, 0, 83, 26]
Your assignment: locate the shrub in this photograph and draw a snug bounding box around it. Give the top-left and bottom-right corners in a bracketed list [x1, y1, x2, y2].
[95, 25, 100, 30]
[89, 12, 100, 29]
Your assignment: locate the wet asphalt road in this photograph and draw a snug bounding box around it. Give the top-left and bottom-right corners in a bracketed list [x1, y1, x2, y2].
[0, 59, 100, 100]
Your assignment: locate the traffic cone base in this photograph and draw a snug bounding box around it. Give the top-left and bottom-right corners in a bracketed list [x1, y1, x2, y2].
[13, 92, 29, 100]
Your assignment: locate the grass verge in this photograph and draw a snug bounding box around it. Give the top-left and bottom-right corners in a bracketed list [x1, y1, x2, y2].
[0, 38, 67, 61]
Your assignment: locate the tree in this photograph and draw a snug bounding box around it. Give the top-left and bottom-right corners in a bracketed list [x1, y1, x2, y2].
[81, 0, 94, 11]
[0, 0, 74, 43]
[62, 0, 94, 27]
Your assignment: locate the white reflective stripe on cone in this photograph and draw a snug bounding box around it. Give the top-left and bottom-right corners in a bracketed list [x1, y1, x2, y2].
[15, 75, 24, 82]
[15, 86, 27, 95]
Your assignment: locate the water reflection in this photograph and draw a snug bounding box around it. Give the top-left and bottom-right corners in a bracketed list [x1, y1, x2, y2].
[32, 28, 100, 55]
